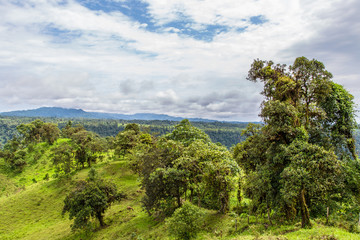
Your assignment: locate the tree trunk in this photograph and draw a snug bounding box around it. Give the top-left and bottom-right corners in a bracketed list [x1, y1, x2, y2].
[177, 188, 181, 207]
[326, 207, 329, 225]
[97, 212, 105, 227]
[198, 193, 201, 207]
[267, 206, 272, 226]
[299, 188, 311, 228]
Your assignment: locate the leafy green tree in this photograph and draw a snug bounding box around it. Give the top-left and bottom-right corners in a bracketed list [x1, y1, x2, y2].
[124, 123, 140, 133]
[16, 119, 44, 144]
[61, 122, 85, 138]
[165, 119, 211, 146]
[39, 122, 60, 144]
[139, 121, 238, 216]
[51, 141, 75, 175]
[139, 138, 184, 217]
[0, 137, 26, 171]
[175, 140, 239, 213]
[71, 130, 105, 168]
[234, 57, 356, 227]
[62, 170, 125, 230]
[166, 202, 205, 240]
[320, 82, 357, 159]
[280, 140, 342, 227]
[16, 120, 60, 145]
[115, 123, 143, 157]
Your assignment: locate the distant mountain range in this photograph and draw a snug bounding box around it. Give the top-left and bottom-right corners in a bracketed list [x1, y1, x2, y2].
[0, 107, 219, 122]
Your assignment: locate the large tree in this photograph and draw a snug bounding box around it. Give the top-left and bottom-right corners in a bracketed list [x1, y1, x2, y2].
[139, 120, 238, 216]
[62, 169, 125, 230]
[234, 57, 357, 227]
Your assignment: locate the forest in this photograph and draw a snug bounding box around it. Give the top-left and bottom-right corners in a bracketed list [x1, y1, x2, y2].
[0, 116, 249, 149]
[1, 57, 360, 240]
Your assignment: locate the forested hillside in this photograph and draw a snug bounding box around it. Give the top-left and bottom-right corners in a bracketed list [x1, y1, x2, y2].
[0, 117, 248, 148]
[1, 57, 360, 240]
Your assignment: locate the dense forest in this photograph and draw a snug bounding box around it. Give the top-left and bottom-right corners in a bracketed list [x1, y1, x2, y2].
[1, 57, 360, 240]
[0, 117, 249, 148]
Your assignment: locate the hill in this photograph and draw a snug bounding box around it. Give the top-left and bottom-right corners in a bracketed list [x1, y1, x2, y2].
[0, 142, 358, 240]
[0, 107, 220, 122]
[0, 119, 359, 239]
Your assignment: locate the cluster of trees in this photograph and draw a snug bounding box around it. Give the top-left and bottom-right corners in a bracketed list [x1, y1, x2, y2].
[51, 121, 106, 175]
[0, 120, 60, 170]
[115, 119, 239, 218]
[0, 120, 106, 174]
[234, 57, 360, 228]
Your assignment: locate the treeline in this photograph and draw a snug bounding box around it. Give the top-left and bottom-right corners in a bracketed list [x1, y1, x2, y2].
[0, 117, 248, 148]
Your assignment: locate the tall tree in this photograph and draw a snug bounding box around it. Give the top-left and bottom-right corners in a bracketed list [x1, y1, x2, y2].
[234, 57, 356, 227]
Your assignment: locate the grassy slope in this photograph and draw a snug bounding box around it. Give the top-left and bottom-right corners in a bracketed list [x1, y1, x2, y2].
[0, 142, 359, 240]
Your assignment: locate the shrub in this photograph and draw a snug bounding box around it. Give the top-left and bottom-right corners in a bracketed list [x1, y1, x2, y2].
[166, 202, 205, 240]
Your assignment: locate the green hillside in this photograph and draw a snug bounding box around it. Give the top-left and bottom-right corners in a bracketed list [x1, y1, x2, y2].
[2, 58, 360, 239]
[0, 118, 359, 240]
[1, 146, 359, 240]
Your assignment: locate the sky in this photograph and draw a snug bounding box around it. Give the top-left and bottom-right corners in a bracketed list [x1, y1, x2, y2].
[0, 0, 359, 121]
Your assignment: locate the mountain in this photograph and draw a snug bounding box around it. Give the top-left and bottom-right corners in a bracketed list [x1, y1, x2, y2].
[0, 107, 218, 122]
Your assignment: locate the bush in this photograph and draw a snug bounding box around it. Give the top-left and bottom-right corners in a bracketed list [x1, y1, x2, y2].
[166, 202, 205, 240]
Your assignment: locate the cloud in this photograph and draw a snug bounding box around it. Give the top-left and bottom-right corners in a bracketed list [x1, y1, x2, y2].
[0, 0, 358, 121]
[155, 89, 179, 105]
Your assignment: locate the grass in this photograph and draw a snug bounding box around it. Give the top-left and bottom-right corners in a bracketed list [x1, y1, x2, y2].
[1, 142, 360, 239]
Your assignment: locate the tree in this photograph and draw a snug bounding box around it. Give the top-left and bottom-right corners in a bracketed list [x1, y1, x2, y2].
[62, 169, 125, 230]
[139, 138, 185, 217]
[0, 137, 26, 171]
[39, 122, 60, 144]
[17, 120, 60, 145]
[138, 121, 238, 216]
[280, 140, 342, 228]
[234, 57, 356, 227]
[51, 140, 75, 175]
[165, 119, 211, 146]
[166, 202, 205, 240]
[175, 140, 239, 213]
[17, 120, 44, 144]
[71, 130, 105, 168]
[115, 123, 143, 157]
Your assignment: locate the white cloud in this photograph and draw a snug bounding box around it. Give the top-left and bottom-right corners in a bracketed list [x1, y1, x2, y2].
[0, 0, 358, 121]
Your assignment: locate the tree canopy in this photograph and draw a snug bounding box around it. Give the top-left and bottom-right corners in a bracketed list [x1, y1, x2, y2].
[234, 56, 357, 228]
[62, 169, 125, 230]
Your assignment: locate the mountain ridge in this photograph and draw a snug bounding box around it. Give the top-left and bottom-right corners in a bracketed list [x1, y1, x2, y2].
[0, 107, 221, 122]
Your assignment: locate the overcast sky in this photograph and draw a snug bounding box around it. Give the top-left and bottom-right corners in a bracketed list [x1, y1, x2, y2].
[0, 0, 359, 121]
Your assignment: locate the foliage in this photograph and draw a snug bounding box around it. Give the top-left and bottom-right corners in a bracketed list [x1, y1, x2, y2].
[114, 123, 153, 157]
[71, 129, 105, 168]
[235, 57, 357, 228]
[62, 169, 125, 230]
[1, 130, 360, 239]
[166, 202, 205, 240]
[51, 140, 75, 175]
[0, 116, 251, 149]
[137, 121, 239, 217]
[17, 120, 60, 145]
[139, 138, 184, 217]
[165, 119, 211, 146]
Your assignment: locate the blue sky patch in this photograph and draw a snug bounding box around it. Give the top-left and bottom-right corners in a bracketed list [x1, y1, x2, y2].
[41, 25, 82, 44]
[74, 0, 238, 42]
[76, 0, 157, 29]
[250, 15, 268, 25]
